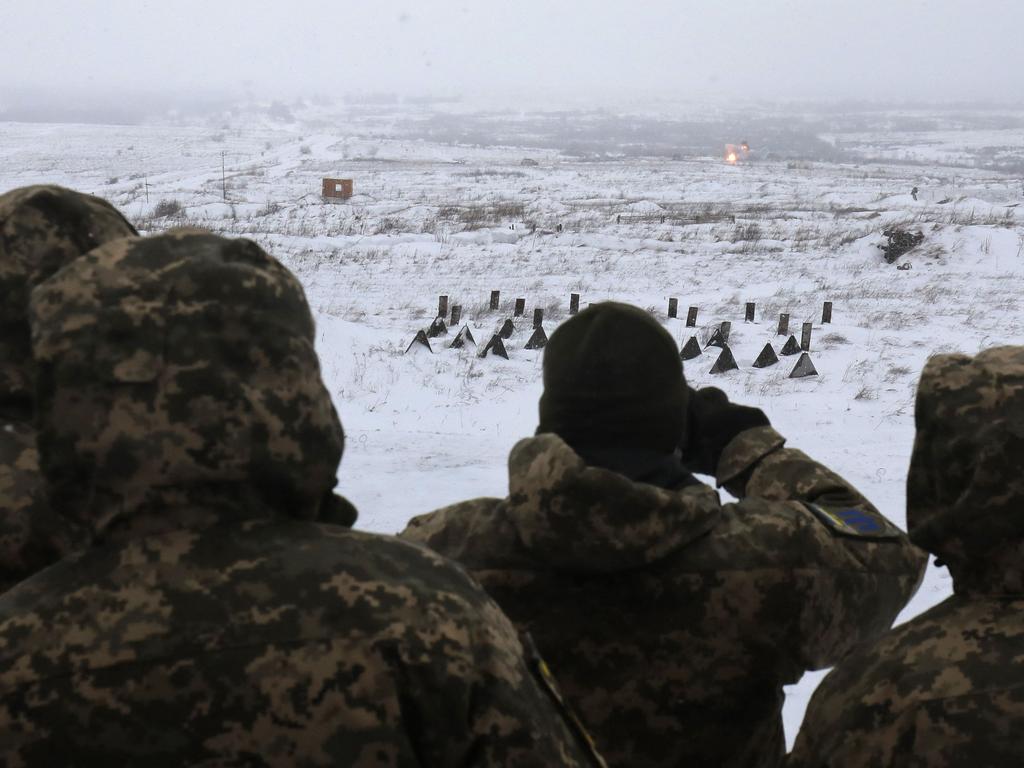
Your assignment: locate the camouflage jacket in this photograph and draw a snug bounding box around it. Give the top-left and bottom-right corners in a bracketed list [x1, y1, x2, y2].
[789, 347, 1024, 768]
[0, 418, 75, 593]
[786, 593, 1024, 768]
[401, 427, 927, 768]
[0, 230, 603, 768]
[0, 185, 135, 591]
[0, 514, 604, 767]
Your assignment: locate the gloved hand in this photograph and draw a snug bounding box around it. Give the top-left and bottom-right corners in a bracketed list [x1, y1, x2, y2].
[680, 386, 770, 476]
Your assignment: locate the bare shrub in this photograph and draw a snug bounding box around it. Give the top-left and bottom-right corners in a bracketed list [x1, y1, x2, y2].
[373, 217, 403, 234]
[821, 333, 850, 347]
[440, 201, 526, 229]
[730, 223, 762, 243]
[885, 365, 913, 382]
[455, 169, 527, 179]
[153, 199, 183, 218]
[491, 201, 526, 219]
[854, 384, 877, 400]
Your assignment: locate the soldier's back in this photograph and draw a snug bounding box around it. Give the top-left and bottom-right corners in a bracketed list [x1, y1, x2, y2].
[789, 594, 1024, 768]
[402, 432, 924, 768]
[0, 518, 592, 767]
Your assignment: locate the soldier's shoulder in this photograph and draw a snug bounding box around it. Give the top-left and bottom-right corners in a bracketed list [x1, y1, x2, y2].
[700, 495, 907, 571]
[0, 523, 510, 674]
[795, 597, 1024, 766]
[400, 498, 515, 564]
[814, 594, 1024, 708]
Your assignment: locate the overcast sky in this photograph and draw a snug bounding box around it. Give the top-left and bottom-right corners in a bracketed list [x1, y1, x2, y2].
[3, 0, 1021, 105]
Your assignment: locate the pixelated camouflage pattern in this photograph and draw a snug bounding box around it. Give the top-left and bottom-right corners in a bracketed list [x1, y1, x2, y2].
[29, 228, 343, 534]
[0, 423, 77, 592]
[0, 185, 134, 591]
[0, 230, 603, 766]
[0, 522, 605, 767]
[402, 428, 926, 768]
[907, 346, 1024, 588]
[788, 346, 1024, 768]
[0, 185, 136, 406]
[787, 594, 1024, 768]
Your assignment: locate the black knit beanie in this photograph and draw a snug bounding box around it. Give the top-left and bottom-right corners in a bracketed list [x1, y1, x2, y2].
[537, 302, 687, 454]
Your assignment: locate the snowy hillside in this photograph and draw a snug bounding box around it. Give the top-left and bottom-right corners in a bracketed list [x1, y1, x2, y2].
[3, 101, 1022, 747]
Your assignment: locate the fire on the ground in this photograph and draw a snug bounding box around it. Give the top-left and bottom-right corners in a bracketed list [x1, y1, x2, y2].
[724, 142, 751, 164]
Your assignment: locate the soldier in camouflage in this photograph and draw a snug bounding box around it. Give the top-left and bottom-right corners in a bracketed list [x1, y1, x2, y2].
[0, 229, 605, 767]
[0, 185, 137, 592]
[789, 346, 1024, 767]
[401, 301, 927, 768]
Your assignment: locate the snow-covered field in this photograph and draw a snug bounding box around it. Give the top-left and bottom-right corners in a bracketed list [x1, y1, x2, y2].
[3, 101, 1023, 747]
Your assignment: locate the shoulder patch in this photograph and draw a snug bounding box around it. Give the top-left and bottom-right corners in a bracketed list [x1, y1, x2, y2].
[521, 633, 607, 768]
[801, 502, 902, 541]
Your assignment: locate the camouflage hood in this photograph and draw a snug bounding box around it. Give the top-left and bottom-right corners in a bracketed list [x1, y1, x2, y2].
[29, 229, 345, 539]
[907, 346, 1024, 586]
[503, 434, 720, 572]
[0, 185, 136, 419]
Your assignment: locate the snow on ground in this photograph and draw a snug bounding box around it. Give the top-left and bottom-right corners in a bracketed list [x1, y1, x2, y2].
[3, 102, 1023, 749]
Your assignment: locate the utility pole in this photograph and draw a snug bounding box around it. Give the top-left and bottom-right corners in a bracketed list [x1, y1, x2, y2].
[221, 151, 227, 202]
[144, 173, 149, 204]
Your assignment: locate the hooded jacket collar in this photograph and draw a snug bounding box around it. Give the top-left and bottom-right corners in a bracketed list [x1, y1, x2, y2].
[30, 230, 346, 543]
[907, 346, 1024, 595]
[503, 434, 721, 573]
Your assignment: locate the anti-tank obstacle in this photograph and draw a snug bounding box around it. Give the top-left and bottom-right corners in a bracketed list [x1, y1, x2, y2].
[449, 325, 477, 350]
[405, 329, 432, 355]
[478, 334, 509, 360]
[709, 345, 739, 374]
[752, 343, 779, 368]
[680, 336, 702, 361]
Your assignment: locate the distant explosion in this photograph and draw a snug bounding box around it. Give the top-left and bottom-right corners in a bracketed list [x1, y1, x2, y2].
[724, 141, 751, 165]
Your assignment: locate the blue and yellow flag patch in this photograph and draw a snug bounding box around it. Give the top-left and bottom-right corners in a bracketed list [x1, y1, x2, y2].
[802, 502, 901, 541]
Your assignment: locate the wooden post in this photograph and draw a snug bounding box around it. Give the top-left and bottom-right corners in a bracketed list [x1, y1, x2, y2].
[721, 321, 732, 342]
[438, 295, 449, 319]
[569, 293, 580, 315]
[514, 298, 526, 317]
[686, 306, 698, 327]
[745, 302, 755, 323]
[490, 290, 500, 311]
[778, 313, 790, 336]
[822, 301, 833, 324]
[450, 305, 462, 326]
[801, 322, 813, 352]
[668, 298, 678, 318]
[533, 307, 544, 328]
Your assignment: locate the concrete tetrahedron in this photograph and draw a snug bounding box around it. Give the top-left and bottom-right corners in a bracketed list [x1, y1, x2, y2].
[478, 334, 509, 360]
[427, 316, 447, 338]
[498, 318, 515, 339]
[709, 345, 739, 374]
[705, 328, 726, 349]
[448, 325, 477, 350]
[405, 330, 432, 355]
[524, 326, 548, 350]
[680, 336, 702, 361]
[789, 352, 818, 378]
[752, 343, 779, 368]
[780, 335, 801, 356]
